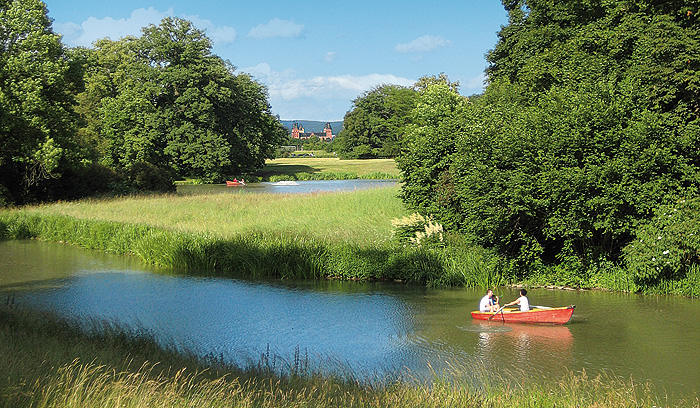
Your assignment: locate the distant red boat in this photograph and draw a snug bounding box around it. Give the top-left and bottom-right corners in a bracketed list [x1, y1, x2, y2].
[471, 305, 575, 325]
[226, 180, 245, 186]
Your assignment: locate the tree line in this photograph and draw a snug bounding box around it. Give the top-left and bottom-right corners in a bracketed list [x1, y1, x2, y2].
[1, 0, 286, 205]
[338, 0, 700, 290]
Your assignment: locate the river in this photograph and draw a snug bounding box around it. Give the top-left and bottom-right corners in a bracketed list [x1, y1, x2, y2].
[1, 240, 699, 401]
[176, 179, 398, 195]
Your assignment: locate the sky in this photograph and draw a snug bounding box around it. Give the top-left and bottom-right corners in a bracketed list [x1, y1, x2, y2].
[45, 0, 509, 121]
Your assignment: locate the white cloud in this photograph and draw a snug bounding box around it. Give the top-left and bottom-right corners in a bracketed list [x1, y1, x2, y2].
[182, 14, 237, 44]
[465, 73, 486, 91]
[54, 7, 236, 47]
[395, 35, 452, 53]
[324, 51, 337, 64]
[240, 63, 415, 120]
[242, 63, 414, 100]
[55, 7, 171, 47]
[247, 18, 304, 39]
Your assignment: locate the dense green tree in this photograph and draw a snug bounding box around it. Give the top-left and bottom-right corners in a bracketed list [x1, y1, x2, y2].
[398, 0, 700, 281]
[396, 82, 469, 230]
[77, 17, 286, 185]
[336, 84, 417, 159]
[0, 0, 80, 204]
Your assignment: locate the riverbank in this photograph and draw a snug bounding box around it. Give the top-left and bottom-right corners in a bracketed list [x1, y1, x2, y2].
[0, 187, 504, 286]
[1, 306, 688, 408]
[1, 185, 699, 296]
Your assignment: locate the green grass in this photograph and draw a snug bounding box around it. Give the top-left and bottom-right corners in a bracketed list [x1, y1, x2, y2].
[2, 306, 692, 408]
[14, 187, 406, 247]
[0, 186, 501, 285]
[0, 186, 505, 285]
[257, 157, 400, 180]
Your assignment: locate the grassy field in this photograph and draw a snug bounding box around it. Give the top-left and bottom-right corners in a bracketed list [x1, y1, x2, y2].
[17, 186, 406, 247]
[257, 157, 400, 180]
[1, 306, 687, 408]
[0, 184, 504, 284]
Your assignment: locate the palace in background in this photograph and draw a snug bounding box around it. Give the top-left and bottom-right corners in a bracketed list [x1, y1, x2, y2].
[291, 122, 335, 141]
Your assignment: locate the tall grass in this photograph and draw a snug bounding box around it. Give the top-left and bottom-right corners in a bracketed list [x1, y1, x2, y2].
[0, 208, 500, 285]
[14, 187, 405, 247]
[2, 307, 693, 408]
[0, 186, 503, 285]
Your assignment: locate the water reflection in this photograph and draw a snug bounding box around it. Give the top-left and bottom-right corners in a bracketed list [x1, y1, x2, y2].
[469, 321, 574, 373]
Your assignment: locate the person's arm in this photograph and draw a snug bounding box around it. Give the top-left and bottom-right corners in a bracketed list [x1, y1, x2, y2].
[504, 298, 521, 307]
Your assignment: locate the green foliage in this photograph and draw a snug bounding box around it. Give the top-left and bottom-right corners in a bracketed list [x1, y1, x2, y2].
[127, 162, 176, 192]
[623, 197, 700, 287]
[398, 1, 700, 281]
[75, 17, 286, 184]
[0, 0, 80, 204]
[395, 82, 469, 231]
[336, 84, 418, 159]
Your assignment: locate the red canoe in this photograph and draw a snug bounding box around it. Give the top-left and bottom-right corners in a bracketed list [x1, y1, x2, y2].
[471, 305, 575, 325]
[226, 180, 245, 186]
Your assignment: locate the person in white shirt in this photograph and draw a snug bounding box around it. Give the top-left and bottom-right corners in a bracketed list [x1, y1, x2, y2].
[504, 289, 530, 311]
[479, 289, 499, 312]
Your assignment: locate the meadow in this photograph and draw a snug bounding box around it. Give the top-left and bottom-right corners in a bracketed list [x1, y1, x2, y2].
[0, 185, 503, 285]
[18, 187, 406, 246]
[257, 157, 400, 181]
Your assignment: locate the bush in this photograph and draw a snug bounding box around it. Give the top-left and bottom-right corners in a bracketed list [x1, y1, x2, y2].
[128, 162, 176, 192]
[0, 185, 11, 208]
[269, 174, 296, 182]
[623, 198, 700, 287]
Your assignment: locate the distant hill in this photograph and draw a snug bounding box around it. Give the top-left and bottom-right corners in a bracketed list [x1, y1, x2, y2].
[280, 120, 343, 135]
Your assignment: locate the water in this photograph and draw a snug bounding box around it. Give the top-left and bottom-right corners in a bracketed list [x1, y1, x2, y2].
[1, 240, 699, 400]
[176, 179, 398, 195]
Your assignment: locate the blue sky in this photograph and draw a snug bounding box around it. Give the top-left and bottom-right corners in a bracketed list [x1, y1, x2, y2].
[45, 0, 508, 121]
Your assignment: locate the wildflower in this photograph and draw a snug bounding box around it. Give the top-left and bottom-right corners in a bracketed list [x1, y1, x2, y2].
[663, 250, 670, 255]
[652, 257, 656, 261]
[658, 236, 662, 240]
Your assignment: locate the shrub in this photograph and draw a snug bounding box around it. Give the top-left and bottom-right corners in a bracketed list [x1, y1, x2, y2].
[128, 162, 176, 192]
[269, 174, 296, 182]
[0, 185, 11, 208]
[623, 198, 700, 287]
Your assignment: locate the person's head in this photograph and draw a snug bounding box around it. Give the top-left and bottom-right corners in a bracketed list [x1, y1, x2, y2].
[486, 289, 493, 297]
[520, 289, 527, 296]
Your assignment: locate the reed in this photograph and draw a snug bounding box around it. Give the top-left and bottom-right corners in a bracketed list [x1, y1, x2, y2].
[1, 307, 693, 408]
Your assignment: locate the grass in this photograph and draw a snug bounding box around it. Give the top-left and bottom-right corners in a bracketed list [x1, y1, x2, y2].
[257, 157, 400, 180]
[14, 186, 406, 247]
[0, 185, 506, 285]
[2, 306, 693, 408]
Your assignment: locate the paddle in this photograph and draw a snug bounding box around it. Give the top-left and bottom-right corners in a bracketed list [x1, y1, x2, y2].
[488, 305, 505, 321]
[532, 305, 551, 309]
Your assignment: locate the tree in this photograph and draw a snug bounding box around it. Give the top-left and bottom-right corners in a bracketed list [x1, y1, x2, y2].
[336, 84, 417, 159]
[0, 0, 80, 204]
[396, 82, 469, 230]
[76, 17, 286, 185]
[399, 0, 700, 278]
